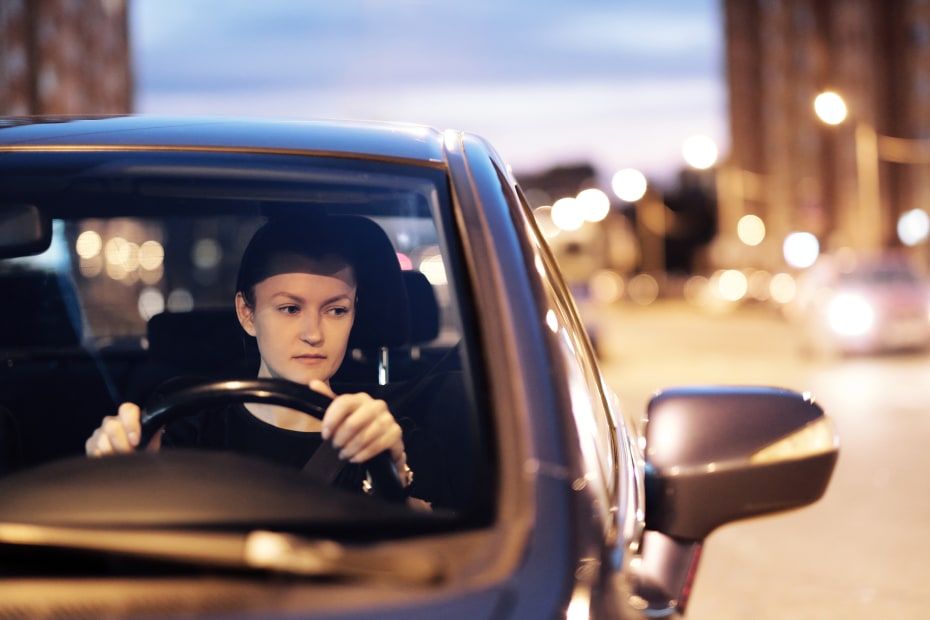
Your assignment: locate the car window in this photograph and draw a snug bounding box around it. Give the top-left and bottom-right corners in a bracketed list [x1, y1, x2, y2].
[0, 149, 489, 527]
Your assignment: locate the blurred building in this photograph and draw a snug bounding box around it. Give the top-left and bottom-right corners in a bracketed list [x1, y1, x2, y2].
[0, 0, 132, 115]
[722, 0, 930, 263]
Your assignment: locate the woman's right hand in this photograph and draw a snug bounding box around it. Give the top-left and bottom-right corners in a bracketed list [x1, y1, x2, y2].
[85, 402, 162, 456]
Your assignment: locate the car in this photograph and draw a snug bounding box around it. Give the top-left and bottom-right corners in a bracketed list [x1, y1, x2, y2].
[0, 116, 838, 619]
[792, 251, 930, 357]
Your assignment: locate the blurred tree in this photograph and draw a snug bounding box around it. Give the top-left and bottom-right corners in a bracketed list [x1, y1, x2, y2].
[0, 0, 132, 115]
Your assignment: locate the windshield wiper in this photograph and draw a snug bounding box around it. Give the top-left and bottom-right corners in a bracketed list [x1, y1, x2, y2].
[0, 522, 445, 584]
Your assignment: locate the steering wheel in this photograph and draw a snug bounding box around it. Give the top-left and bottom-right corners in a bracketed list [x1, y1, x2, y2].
[137, 378, 407, 502]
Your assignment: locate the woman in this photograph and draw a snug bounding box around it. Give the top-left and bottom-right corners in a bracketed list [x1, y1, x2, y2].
[86, 217, 420, 500]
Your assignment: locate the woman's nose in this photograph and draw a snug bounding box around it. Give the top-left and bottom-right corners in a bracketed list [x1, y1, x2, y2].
[300, 315, 323, 344]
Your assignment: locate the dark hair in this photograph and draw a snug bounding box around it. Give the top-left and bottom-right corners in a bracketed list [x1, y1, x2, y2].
[236, 217, 357, 307]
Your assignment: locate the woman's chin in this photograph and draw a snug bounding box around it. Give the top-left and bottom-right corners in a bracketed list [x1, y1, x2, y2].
[259, 368, 320, 387]
[285, 368, 331, 388]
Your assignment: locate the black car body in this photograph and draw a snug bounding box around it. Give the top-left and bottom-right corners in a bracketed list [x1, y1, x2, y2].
[0, 116, 838, 619]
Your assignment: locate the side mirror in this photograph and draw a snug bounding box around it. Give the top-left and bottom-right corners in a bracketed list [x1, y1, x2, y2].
[644, 385, 838, 541]
[0, 204, 51, 258]
[628, 386, 839, 615]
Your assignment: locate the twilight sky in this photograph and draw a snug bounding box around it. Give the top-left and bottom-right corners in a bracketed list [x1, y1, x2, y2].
[130, 0, 725, 186]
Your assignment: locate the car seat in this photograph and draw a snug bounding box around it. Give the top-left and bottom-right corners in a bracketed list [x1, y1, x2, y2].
[0, 270, 119, 468]
[124, 308, 259, 404]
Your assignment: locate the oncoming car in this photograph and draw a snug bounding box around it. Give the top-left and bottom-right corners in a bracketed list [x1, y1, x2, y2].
[793, 251, 930, 356]
[0, 116, 838, 619]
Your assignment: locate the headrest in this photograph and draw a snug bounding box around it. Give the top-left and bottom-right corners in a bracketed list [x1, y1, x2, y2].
[147, 309, 257, 372]
[402, 270, 440, 345]
[0, 270, 84, 349]
[328, 216, 410, 350]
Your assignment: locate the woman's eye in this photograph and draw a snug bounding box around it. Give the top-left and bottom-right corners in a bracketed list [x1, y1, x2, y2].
[327, 306, 350, 317]
[279, 305, 300, 315]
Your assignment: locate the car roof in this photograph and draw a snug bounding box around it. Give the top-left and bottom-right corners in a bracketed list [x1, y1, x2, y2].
[0, 116, 448, 166]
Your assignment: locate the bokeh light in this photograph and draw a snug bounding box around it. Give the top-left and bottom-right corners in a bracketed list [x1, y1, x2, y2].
[737, 214, 766, 246]
[769, 272, 797, 304]
[828, 293, 874, 336]
[717, 269, 748, 302]
[682, 135, 718, 170]
[589, 269, 624, 304]
[192, 238, 222, 269]
[814, 91, 848, 125]
[611, 168, 648, 203]
[137, 287, 165, 320]
[576, 188, 611, 222]
[75, 230, 103, 259]
[783, 232, 820, 269]
[897, 209, 930, 246]
[139, 240, 165, 270]
[167, 288, 195, 312]
[627, 273, 659, 305]
[104, 236, 131, 267]
[551, 197, 584, 231]
[418, 252, 447, 285]
[683, 275, 710, 306]
[122, 241, 141, 272]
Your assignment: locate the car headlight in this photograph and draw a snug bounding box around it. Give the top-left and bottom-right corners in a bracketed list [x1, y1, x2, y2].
[827, 292, 874, 336]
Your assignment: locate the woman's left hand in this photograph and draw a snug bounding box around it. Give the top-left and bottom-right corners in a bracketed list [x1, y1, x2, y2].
[309, 380, 407, 475]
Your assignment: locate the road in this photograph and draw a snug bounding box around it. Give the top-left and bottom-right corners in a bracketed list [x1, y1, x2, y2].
[593, 300, 930, 619]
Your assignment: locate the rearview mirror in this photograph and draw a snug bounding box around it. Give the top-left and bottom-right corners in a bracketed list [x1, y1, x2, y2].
[0, 204, 51, 258]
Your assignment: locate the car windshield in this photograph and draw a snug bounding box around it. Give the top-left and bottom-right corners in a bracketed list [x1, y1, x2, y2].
[0, 149, 492, 538]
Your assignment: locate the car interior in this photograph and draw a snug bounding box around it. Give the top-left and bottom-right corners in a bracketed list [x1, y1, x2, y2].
[0, 154, 492, 520]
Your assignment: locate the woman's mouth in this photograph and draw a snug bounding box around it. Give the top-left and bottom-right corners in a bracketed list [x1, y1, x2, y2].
[293, 354, 326, 365]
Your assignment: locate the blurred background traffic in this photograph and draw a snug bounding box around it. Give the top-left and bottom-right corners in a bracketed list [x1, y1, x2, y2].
[3, 3, 930, 616]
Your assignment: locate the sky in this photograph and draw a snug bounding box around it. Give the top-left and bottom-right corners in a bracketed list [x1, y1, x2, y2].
[130, 0, 725, 187]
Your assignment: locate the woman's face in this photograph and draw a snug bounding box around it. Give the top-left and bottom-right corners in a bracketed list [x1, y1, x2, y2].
[236, 259, 356, 386]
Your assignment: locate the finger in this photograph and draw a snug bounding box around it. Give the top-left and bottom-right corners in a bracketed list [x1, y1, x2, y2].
[95, 433, 114, 456]
[88, 416, 116, 456]
[86, 426, 114, 457]
[334, 407, 401, 462]
[320, 392, 368, 440]
[325, 394, 379, 446]
[117, 403, 142, 448]
[345, 419, 403, 464]
[102, 415, 134, 453]
[309, 379, 337, 399]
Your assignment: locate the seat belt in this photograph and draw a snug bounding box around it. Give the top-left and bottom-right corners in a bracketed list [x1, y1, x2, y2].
[300, 440, 347, 484]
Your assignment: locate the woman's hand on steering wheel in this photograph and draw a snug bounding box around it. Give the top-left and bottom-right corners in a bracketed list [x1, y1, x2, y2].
[86, 403, 163, 457]
[310, 380, 409, 479]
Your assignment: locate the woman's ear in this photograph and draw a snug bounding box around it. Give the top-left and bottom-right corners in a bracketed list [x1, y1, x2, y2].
[235, 292, 257, 336]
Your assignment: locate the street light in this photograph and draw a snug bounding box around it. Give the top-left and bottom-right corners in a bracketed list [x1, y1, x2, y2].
[681, 135, 719, 170]
[813, 90, 881, 250]
[611, 168, 664, 275]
